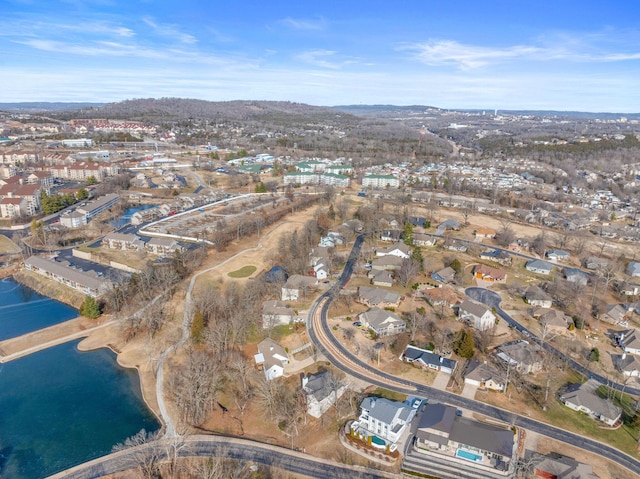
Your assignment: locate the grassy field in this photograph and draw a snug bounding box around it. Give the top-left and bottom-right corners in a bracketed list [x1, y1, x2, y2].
[0, 234, 21, 254]
[228, 265, 257, 278]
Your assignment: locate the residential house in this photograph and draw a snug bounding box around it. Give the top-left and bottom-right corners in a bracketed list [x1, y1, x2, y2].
[102, 232, 144, 251]
[352, 397, 416, 445]
[254, 338, 289, 380]
[431, 266, 456, 284]
[370, 270, 394, 287]
[371, 255, 404, 272]
[473, 264, 507, 283]
[261, 300, 295, 329]
[438, 219, 461, 231]
[547, 250, 570, 263]
[24, 256, 110, 297]
[357, 286, 402, 309]
[281, 274, 318, 301]
[526, 259, 553, 275]
[409, 216, 428, 228]
[359, 307, 406, 337]
[559, 379, 621, 426]
[312, 261, 328, 280]
[615, 329, 640, 355]
[464, 360, 506, 392]
[401, 345, 458, 375]
[479, 249, 511, 266]
[301, 371, 346, 418]
[145, 237, 182, 255]
[412, 233, 437, 247]
[627, 261, 640, 277]
[585, 256, 611, 271]
[612, 353, 640, 377]
[536, 309, 570, 335]
[497, 340, 544, 374]
[421, 286, 458, 309]
[457, 300, 496, 331]
[619, 282, 640, 297]
[523, 285, 552, 308]
[379, 229, 402, 242]
[533, 453, 601, 479]
[376, 242, 412, 259]
[444, 240, 467, 252]
[474, 227, 496, 240]
[602, 304, 628, 325]
[413, 403, 514, 471]
[564, 268, 589, 286]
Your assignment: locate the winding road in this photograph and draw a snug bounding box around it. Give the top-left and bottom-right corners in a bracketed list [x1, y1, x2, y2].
[307, 234, 640, 477]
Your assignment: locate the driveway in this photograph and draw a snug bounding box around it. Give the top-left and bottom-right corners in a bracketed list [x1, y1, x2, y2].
[431, 371, 450, 390]
[461, 382, 478, 399]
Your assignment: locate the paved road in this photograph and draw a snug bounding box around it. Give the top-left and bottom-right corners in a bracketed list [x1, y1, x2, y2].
[465, 286, 640, 397]
[307, 235, 640, 477]
[46, 435, 397, 479]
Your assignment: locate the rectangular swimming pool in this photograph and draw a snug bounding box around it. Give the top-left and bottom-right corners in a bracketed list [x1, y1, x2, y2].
[456, 449, 483, 462]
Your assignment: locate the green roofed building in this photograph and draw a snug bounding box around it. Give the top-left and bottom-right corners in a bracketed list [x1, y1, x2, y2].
[362, 174, 400, 188]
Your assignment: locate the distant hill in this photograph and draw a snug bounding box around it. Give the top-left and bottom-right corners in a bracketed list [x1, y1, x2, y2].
[0, 102, 105, 112]
[334, 104, 640, 120]
[67, 98, 357, 125]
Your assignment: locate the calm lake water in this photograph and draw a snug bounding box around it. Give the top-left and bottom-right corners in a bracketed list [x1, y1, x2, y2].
[0, 278, 77, 341]
[110, 204, 157, 228]
[0, 282, 160, 478]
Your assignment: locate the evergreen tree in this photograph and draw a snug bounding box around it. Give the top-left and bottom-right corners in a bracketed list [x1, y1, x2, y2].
[454, 329, 475, 359]
[79, 295, 101, 319]
[254, 182, 267, 193]
[76, 188, 89, 200]
[402, 222, 414, 246]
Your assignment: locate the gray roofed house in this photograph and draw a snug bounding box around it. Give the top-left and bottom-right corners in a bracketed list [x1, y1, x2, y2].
[457, 300, 496, 331]
[414, 403, 514, 466]
[464, 360, 506, 392]
[602, 304, 628, 325]
[479, 249, 511, 266]
[431, 266, 456, 284]
[412, 233, 437, 247]
[612, 353, 640, 377]
[24, 255, 110, 297]
[376, 242, 412, 259]
[371, 254, 404, 272]
[359, 307, 406, 337]
[559, 379, 622, 426]
[370, 269, 394, 287]
[536, 309, 570, 334]
[357, 286, 402, 308]
[281, 274, 318, 301]
[255, 338, 289, 380]
[353, 397, 416, 444]
[401, 345, 458, 375]
[615, 329, 640, 355]
[261, 300, 295, 329]
[523, 285, 552, 308]
[533, 453, 600, 479]
[301, 371, 346, 418]
[547, 249, 570, 262]
[497, 340, 544, 374]
[525, 259, 552, 275]
[564, 268, 589, 286]
[627, 261, 640, 277]
[585, 256, 611, 271]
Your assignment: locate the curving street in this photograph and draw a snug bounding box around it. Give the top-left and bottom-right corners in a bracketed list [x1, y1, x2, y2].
[307, 234, 640, 477]
[46, 435, 398, 479]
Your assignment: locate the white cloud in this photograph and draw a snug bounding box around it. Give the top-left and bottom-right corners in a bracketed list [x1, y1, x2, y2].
[280, 17, 326, 31]
[402, 36, 640, 70]
[142, 17, 197, 44]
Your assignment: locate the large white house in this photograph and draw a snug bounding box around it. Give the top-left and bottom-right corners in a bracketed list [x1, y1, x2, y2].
[302, 371, 346, 418]
[362, 174, 399, 188]
[254, 338, 289, 380]
[359, 307, 406, 337]
[457, 300, 496, 331]
[351, 397, 416, 445]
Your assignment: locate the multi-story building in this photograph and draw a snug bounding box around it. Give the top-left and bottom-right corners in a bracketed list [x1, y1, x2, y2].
[362, 174, 400, 188]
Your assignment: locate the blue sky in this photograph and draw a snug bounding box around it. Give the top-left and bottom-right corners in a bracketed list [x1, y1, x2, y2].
[2, 0, 640, 111]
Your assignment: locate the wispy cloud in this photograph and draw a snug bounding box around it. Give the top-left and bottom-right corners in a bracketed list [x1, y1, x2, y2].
[142, 17, 197, 44]
[402, 36, 640, 70]
[401, 40, 542, 69]
[280, 16, 326, 31]
[296, 49, 360, 69]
